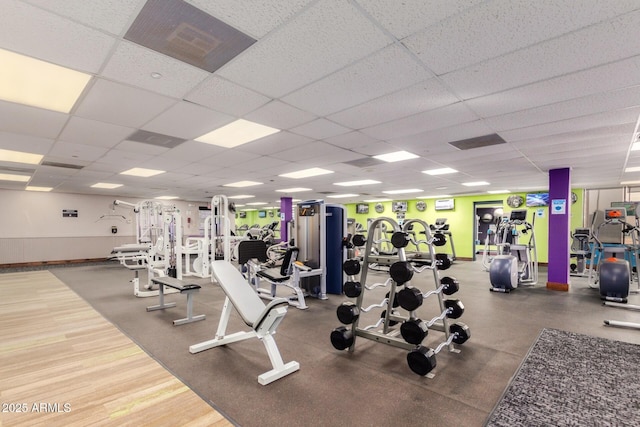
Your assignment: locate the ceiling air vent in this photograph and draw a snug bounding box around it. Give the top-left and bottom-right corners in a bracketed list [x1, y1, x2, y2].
[448, 133, 506, 150]
[41, 161, 84, 170]
[342, 157, 385, 168]
[124, 0, 256, 73]
[127, 130, 187, 148]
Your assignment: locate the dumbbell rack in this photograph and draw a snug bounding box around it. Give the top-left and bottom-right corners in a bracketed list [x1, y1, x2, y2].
[331, 217, 467, 377]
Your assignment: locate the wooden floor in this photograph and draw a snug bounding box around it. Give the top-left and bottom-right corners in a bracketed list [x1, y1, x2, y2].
[0, 271, 232, 427]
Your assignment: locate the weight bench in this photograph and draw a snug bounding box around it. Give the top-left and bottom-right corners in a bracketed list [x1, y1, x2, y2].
[190, 260, 299, 385]
[147, 276, 206, 325]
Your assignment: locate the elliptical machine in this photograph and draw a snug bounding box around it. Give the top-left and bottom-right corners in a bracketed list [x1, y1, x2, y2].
[588, 208, 639, 303]
[489, 209, 538, 293]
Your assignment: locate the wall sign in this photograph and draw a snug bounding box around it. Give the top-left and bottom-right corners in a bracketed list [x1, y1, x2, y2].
[62, 209, 78, 218]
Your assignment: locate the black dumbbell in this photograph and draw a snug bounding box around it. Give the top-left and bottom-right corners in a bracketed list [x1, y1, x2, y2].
[406, 323, 470, 375]
[330, 326, 354, 350]
[435, 253, 451, 270]
[391, 231, 410, 249]
[389, 261, 413, 284]
[336, 302, 360, 324]
[343, 259, 361, 276]
[432, 232, 446, 247]
[343, 281, 362, 298]
[352, 234, 367, 247]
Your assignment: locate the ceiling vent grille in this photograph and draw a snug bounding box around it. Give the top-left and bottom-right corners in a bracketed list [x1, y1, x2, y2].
[127, 130, 187, 148]
[342, 157, 385, 168]
[448, 133, 506, 150]
[41, 161, 84, 170]
[124, 0, 256, 73]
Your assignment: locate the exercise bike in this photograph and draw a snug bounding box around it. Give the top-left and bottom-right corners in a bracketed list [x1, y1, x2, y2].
[489, 209, 538, 293]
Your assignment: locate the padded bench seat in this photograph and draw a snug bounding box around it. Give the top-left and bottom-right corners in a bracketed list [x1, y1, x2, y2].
[147, 276, 206, 325]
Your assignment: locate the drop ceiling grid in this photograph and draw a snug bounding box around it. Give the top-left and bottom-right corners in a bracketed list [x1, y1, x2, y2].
[281, 44, 433, 116]
[58, 117, 134, 149]
[485, 84, 640, 132]
[0, 102, 68, 139]
[403, 0, 640, 76]
[499, 107, 640, 142]
[114, 140, 170, 157]
[101, 41, 211, 99]
[360, 102, 480, 141]
[289, 119, 352, 140]
[0, 0, 116, 73]
[234, 132, 314, 156]
[97, 149, 155, 167]
[185, 76, 271, 117]
[0, 131, 53, 155]
[243, 101, 317, 130]
[142, 101, 234, 140]
[47, 141, 109, 162]
[465, 55, 640, 118]
[440, 9, 640, 100]
[23, 0, 147, 36]
[327, 77, 460, 130]
[356, 0, 485, 40]
[73, 79, 178, 129]
[216, 0, 393, 98]
[323, 131, 385, 150]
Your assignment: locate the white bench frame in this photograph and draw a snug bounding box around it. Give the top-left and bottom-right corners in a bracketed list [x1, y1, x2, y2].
[147, 276, 206, 325]
[190, 261, 299, 385]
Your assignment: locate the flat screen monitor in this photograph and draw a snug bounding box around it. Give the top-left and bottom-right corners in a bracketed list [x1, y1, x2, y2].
[510, 210, 527, 221]
[526, 193, 549, 207]
[392, 201, 407, 212]
[258, 211, 266, 218]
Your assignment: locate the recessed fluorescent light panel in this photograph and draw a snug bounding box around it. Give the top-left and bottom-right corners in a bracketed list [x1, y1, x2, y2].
[632, 142, 640, 151]
[334, 179, 381, 186]
[373, 151, 419, 163]
[276, 187, 312, 192]
[0, 149, 43, 165]
[279, 167, 334, 179]
[462, 181, 490, 187]
[0, 48, 91, 113]
[417, 195, 452, 199]
[91, 183, 123, 189]
[25, 186, 52, 192]
[0, 173, 30, 182]
[382, 189, 423, 195]
[364, 198, 391, 203]
[246, 202, 268, 206]
[155, 196, 178, 200]
[621, 180, 640, 185]
[195, 119, 279, 148]
[488, 190, 509, 194]
[228, 194, 255, 199]
[423, 168, 458, 176]
[120, 167, 165, 177]
[625, 166, 640, 173]
[224, 180, 262, 188]
[327, 193, 359, 198]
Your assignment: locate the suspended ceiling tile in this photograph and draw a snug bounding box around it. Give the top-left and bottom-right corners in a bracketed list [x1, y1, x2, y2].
[404, 0, 640, 75]
[236, 156, 291, 173]
[500, 107, 640, 142]
[235, 131, 313, 156]
[357, 0, 483, 40]
[73, 169, 117, 181]
[275, 141, 360, 163]
[0, 131, 52, 154]
[0, 0, 115, 73]
[74, 79, 177, 128]
[466, 55, 640, 118]
[328, 78, 459, 130]
[324, 131, 383, 150]
[391, 120, 496, 155]
[163, 140, 225, 162]
[244, 101, 316, 131]
[289, 119, 352, 140]
[188, 0, 313, 38]
[101, 41, 210, 98]
[200, 149, 262, 167]
[48, 141, 109, 162]
[0, 101, 68, 139]
[441, 9, 640, 99]
[24, 0, 146, 36]
[115, 140, 170, 156]
[140, 156, 192, 172]
[282, 44, 432, 116]
[361, 102, 479, 140]
[82, 162, 126, 174]
[143, 101, 234, 140]
[509, 123, 635, 149]
[185, 76, 271, 117]
[217, 0, 392, 98]
[58, 117, 134, 149]
[486, 85, 640, 132]
[98, 149, 155, 167]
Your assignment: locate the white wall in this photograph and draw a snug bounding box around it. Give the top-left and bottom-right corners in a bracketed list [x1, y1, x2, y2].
[0, 189, 207, 264]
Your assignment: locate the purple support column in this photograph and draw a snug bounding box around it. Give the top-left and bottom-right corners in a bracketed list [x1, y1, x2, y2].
[547, 168, 571, 291]
[280, 197, 293, 243]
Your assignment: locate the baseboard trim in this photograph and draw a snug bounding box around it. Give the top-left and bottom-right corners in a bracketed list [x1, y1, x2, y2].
[0, 258, 111, 269]
[546, 281, 569, 292]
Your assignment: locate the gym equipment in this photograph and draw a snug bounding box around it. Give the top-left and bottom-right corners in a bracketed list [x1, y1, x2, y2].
[406, 323, 470, 376]
[295, 200, 347, 298]
[489, 209, 538, 293]
[182, 214, 212, 278]
[603, 301, 640, 330]
[190, 260, 299, 385]
[569, 227, 592, 277]
[396, 278, 459, 311]
[238, 239, 311, 310]
[588, 207, 640, 302]
[146, 276, 205, 325]
[330, 216, 467, 377]
[111, 199, 183, 297]
[429, 218, 456, 260]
